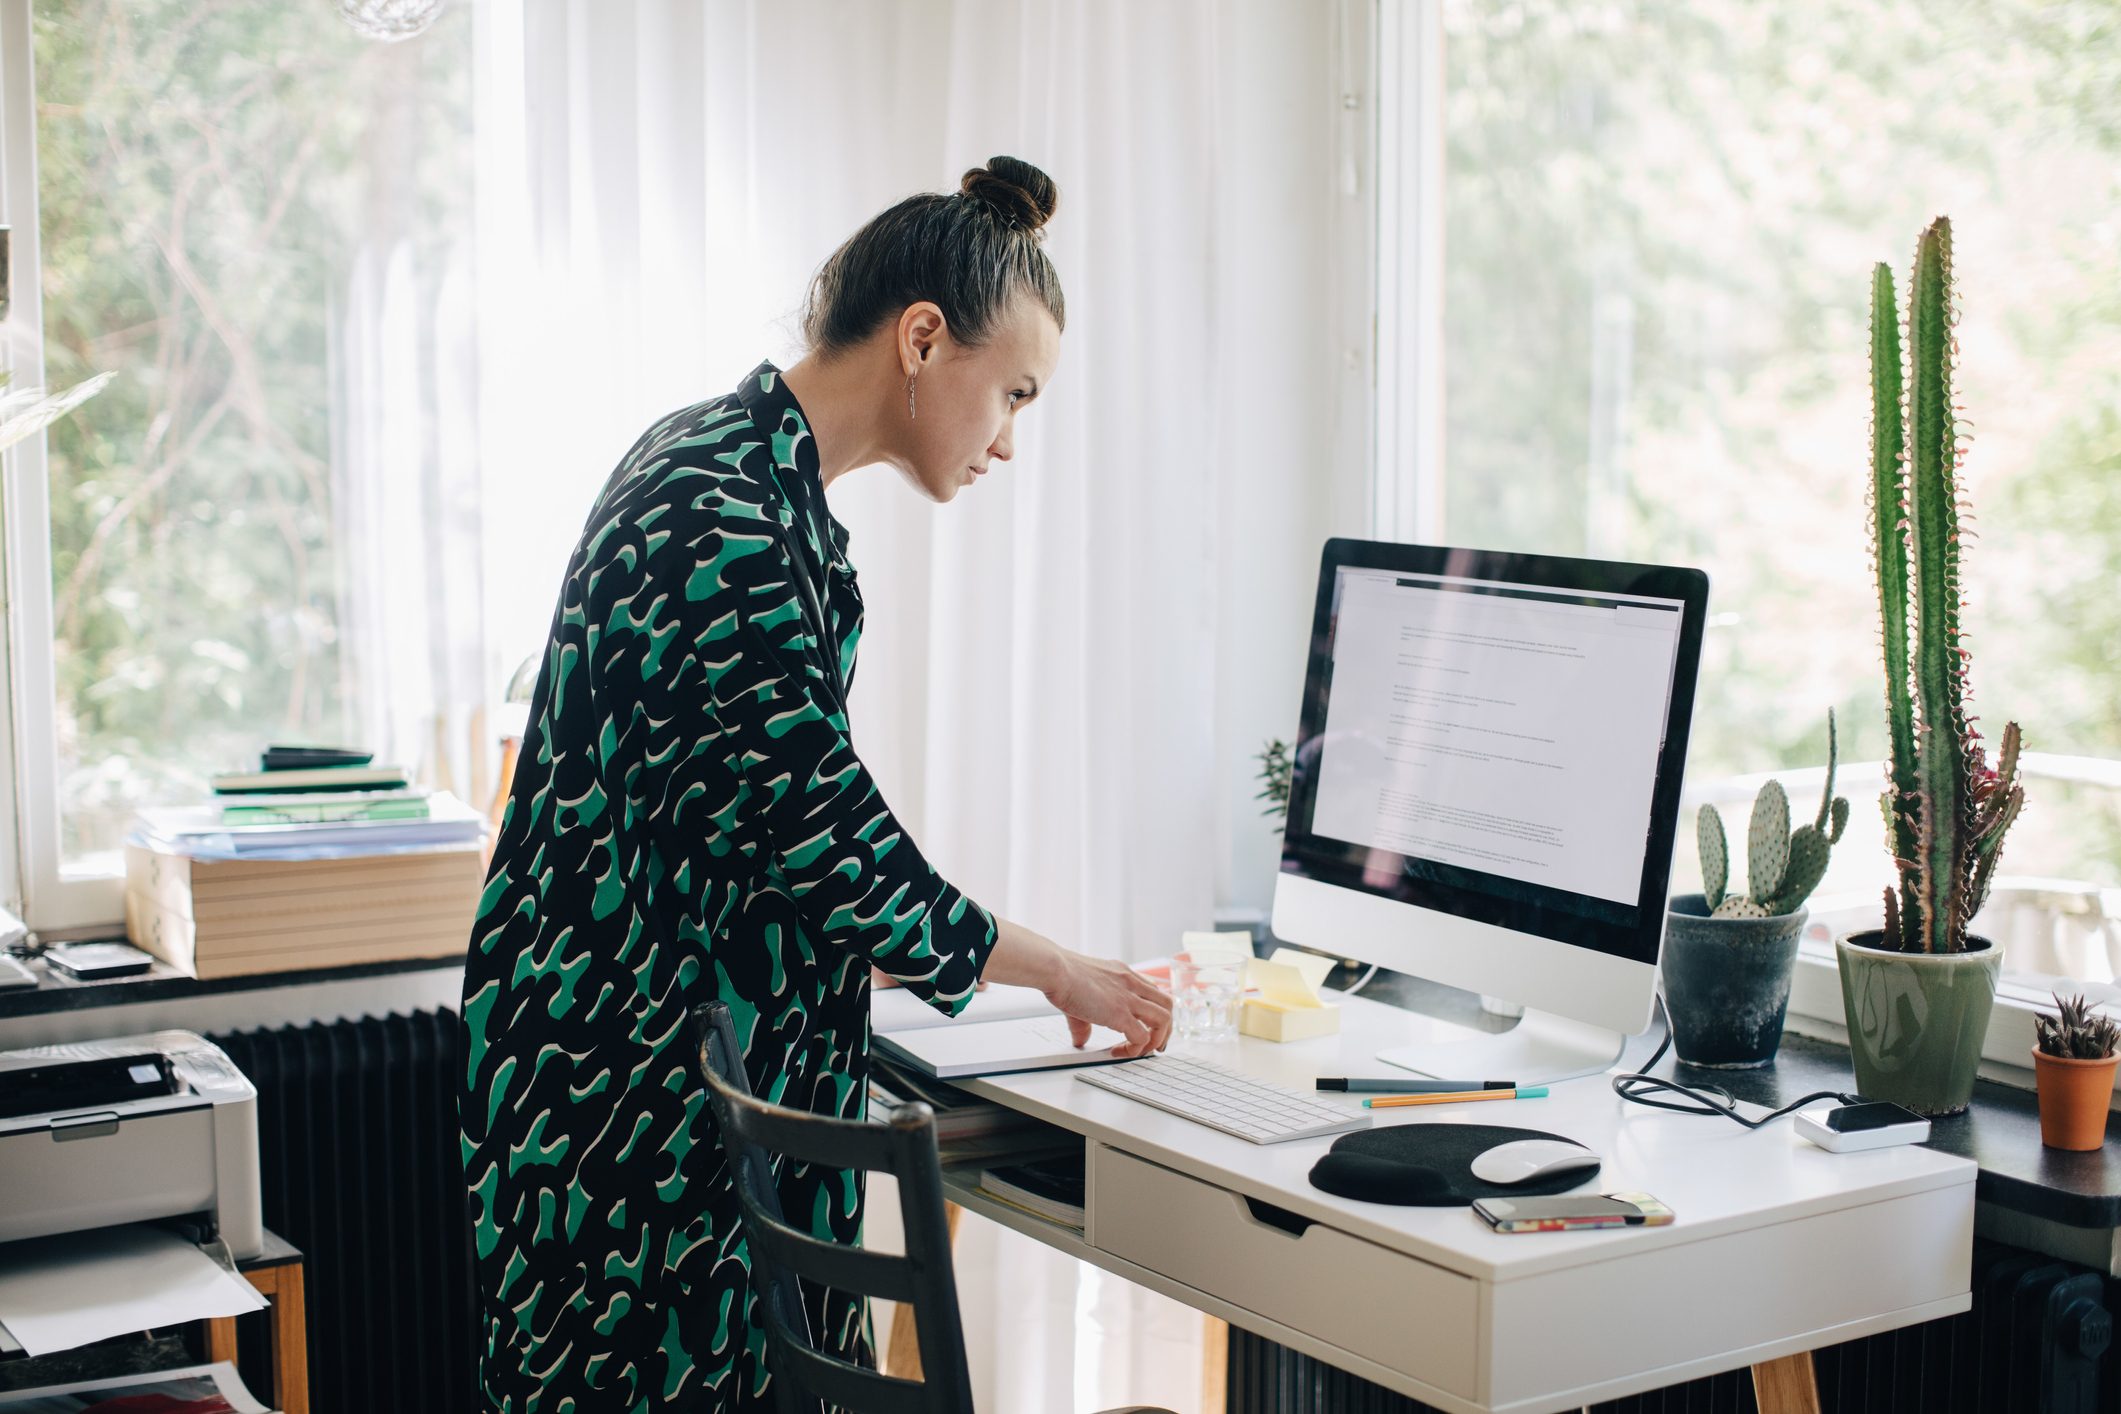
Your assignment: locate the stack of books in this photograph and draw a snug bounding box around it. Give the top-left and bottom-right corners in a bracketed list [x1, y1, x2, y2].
[975, 1150, 1087, 1229]
[122, 745, 489, 980]
[867, 1057, 1050, 1162]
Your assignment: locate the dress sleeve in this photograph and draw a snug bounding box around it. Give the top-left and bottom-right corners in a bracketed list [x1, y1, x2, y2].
[610, 509, 996, 1015]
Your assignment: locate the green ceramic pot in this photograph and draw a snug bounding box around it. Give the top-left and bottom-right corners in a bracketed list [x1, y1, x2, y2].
[1836, 929, 2001, 1117]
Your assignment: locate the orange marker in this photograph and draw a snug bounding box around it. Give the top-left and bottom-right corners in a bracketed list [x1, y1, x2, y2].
[1361, 1086, 1549, 1109]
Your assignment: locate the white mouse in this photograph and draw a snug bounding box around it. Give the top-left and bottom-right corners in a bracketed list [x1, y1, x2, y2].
[1469, 1138, 1602, 1186]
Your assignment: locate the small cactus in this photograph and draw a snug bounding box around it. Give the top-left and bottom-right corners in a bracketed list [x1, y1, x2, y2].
[1699, 804, 1729, 909]
[1695, 710, 1850, 919]
[1763, 827, 1832, 915]
[2035, 993, 2121, 1061]
[1747, 781, 1792, 900]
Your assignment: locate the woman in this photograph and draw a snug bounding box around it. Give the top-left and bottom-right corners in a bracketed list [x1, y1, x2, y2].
[460, 156, 1172, 1411]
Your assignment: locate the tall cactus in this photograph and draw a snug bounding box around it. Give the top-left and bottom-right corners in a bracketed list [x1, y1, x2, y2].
[1869, 217, 2026, 954]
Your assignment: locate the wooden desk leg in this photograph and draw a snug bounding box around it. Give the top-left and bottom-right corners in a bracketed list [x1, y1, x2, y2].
[1751, 1350, 1822, 1414]
[270, 1263, 311, 1414]
[205, 1316, 238, 1365]
[883, 1202, 963, 1379]
[1200, 1316, 1228, 1413]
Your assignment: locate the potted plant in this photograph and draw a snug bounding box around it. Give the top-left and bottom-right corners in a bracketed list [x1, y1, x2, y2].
[2033, 994, 2118, 1151]
[1838, 215, 2028, 1117]
[1255, 738, 1292, 831]
[1664, 711, 1849, 1067]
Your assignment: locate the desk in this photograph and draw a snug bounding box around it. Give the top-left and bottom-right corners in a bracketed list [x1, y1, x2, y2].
[948, 991, 1975, 1414]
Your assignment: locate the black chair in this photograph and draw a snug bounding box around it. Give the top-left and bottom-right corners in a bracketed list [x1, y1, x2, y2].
[692, 1001, 1173, 1414]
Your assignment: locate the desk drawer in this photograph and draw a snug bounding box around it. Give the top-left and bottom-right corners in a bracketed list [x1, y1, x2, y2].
[1088, 1144, 1477, 1399]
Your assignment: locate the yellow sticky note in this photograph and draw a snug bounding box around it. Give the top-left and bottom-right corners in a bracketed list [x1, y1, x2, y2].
[1245, 948, 1336, 1008]
[1269, 948, 1334, 993]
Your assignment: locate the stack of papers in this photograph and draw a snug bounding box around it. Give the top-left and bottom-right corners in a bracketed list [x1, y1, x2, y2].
[0, 1226, 267, 1359]
[0, 1362, 269, 1413]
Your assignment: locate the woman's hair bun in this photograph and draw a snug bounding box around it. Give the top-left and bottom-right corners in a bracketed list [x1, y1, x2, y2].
[960, 156, 1059, 234]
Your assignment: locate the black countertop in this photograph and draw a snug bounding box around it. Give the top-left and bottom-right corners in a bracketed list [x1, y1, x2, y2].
[0, 951, 463, 1021]
[1343, 964, 2121, 1230]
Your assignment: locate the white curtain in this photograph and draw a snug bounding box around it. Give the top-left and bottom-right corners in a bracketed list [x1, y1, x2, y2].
[467, 2, 1352, 1407]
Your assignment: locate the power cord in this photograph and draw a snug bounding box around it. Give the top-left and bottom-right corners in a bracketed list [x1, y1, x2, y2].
[1611, 992, 1861, 1129]
[1341, 963, 1380, 996]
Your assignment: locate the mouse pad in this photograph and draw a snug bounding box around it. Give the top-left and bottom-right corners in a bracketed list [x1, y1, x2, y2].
[1307, 1123, 1600, 1207]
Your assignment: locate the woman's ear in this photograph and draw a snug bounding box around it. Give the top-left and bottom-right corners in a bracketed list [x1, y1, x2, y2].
[896, 301, 947, 375]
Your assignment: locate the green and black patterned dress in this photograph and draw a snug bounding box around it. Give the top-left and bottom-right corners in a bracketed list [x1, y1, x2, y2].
[460, 362, 997, 1411]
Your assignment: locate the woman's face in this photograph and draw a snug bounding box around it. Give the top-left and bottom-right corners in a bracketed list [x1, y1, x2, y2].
[895, 295, 1061, 503]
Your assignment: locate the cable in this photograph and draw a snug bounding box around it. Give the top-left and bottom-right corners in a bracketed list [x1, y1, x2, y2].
[1340, 963, 1380, 996]
[1611, 992, 1861, 1130]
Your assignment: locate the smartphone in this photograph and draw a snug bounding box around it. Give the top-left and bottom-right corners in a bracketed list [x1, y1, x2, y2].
[1473, 1192, 1675, 1233]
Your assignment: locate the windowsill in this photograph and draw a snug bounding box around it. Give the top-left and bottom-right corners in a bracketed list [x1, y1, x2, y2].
[1334, 963, 2121, 1236]
[1783, 913, 2096, 1103]
[0, 951, 466, 1021]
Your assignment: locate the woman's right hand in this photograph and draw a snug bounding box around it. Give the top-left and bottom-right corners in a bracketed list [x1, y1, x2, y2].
[978, 914, 1174, 1059]
[1042, 950, 1173, 1058]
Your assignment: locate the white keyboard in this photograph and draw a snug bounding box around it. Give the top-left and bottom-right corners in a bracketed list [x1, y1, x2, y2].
[1075, 1053, 1373, 1144]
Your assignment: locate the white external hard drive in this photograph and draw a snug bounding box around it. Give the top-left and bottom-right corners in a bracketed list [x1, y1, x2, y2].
[1795, 1101, 1932, 1153]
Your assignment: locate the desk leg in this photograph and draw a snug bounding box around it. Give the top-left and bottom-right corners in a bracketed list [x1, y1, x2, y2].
[205, 1316, 238, 1365]
[1751, 1351, 1821, 1414]
[1200, 1316, 1227, 1414]
[270, 1263, 311, 1414]
[883, 1201, 963, 1379]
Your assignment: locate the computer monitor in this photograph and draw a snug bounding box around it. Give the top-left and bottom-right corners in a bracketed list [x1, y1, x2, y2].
[1270, 539, 1709, 1083]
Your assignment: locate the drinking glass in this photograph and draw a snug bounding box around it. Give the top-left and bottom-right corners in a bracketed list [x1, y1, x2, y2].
[1171, 956, 1244, 1041]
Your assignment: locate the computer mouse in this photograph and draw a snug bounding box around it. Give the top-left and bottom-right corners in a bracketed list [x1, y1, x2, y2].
[1469, 1138, 1602, 1186]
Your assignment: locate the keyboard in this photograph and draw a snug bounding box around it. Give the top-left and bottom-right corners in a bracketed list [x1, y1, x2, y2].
[1075, 1053, 1373, 1144]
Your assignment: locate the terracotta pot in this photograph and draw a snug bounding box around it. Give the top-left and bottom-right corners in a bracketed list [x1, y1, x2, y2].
[1835, 930, 2000, 1117]
[2033, 1047, 2119, 1151]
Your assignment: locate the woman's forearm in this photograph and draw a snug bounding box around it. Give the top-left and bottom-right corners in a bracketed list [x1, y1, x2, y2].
[979, 913, 1069, 992]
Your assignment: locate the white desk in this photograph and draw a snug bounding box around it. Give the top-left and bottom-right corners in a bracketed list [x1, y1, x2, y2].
[947, 991, 1975, 1414]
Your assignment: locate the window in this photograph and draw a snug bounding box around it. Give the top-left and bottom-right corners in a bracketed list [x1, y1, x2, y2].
[1, 0, 474, 929]
[1384, 0, 2121, 991]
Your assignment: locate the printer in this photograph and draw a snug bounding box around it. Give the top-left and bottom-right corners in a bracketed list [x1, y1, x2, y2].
[0, 1030, 263, 1260]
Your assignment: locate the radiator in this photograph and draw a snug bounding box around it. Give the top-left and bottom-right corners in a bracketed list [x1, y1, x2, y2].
[208, 1009, 475, 1414]
[1227, 1239, 2115, 1414]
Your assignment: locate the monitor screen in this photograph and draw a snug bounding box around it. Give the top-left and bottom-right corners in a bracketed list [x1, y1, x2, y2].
[1281, 541, 1708, 969]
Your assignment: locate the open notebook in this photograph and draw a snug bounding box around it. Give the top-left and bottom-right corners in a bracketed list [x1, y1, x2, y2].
[873, 982, 1129, 1079]
[874, 1015, 1129, 1079]
[872, 981, 1057, 1034]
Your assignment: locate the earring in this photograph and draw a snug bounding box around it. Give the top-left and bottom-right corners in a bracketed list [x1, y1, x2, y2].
[906, 371, 918, 420]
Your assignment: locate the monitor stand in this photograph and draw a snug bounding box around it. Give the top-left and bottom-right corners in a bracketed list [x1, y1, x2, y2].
[1376, 1007, 1628, 1086]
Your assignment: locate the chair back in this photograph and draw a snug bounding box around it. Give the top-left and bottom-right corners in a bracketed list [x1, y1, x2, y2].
[693, 1002, 974, 1414]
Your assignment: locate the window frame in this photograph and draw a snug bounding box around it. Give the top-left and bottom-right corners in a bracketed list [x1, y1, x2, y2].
[1371, 0, 1444, 544]
[1372, 0, 2103, 1091]
[0, 0, 125, 934]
